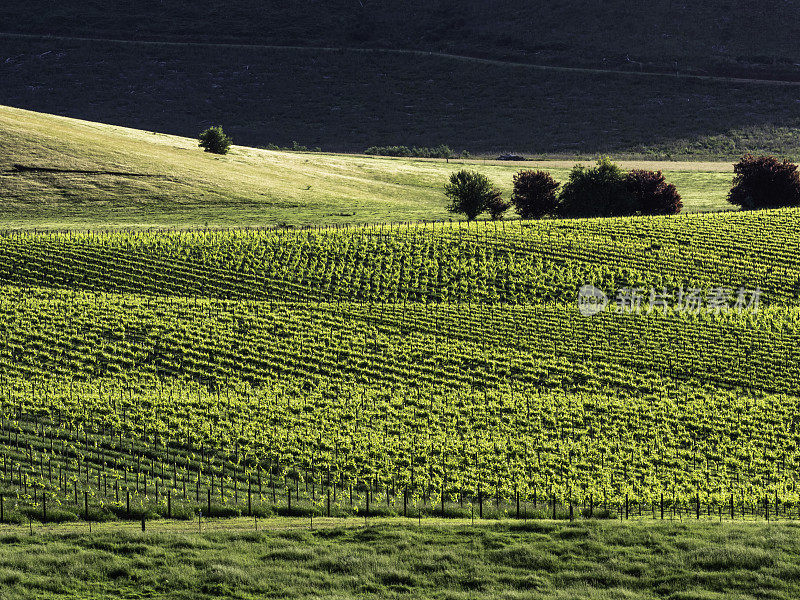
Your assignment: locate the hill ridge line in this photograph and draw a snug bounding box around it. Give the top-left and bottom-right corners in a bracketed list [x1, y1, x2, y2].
[2, 31, 799, 87]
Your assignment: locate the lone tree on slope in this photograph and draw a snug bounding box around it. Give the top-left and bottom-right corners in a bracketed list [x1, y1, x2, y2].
[198, 126, 232, 155]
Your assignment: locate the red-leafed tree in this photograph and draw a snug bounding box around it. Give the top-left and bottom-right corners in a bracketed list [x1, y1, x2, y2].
[511, 170, 560, 219]
[626, 169, 683, 215]
[728, 155, 800, 210]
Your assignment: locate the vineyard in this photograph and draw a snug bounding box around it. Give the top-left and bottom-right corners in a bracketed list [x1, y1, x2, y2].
[1, 210, 798, 304]
[1, 209, 799, 527]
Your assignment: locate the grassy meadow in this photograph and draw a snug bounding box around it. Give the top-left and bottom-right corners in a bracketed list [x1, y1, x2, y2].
[1, 519, 799, 599]
[0, 105, 735, 229]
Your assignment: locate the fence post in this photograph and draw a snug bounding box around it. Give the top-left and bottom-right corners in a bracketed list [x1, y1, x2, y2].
[765, 495, 770, 521]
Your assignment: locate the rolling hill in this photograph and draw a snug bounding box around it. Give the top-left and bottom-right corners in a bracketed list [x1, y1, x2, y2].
[0, 210, 798, 538]
[0, 105, 736, 229]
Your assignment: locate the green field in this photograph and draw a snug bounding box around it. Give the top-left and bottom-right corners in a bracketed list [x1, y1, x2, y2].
[0, 105, 737, 229]
[3, 520, 800, 599]
[2, 106, 800, 598]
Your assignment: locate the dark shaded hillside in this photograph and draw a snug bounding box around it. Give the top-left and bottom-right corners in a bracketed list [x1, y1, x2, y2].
[2, 38, 799, 158]
[1, 1, 798, 78]
[0, 1, 798, 158]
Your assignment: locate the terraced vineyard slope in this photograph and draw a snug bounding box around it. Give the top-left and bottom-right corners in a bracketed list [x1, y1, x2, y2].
[0, 210, 798, 525]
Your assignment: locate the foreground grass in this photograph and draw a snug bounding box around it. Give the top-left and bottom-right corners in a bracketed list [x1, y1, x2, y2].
[0, 105, 735, 229]
[0, 518, 799, 599]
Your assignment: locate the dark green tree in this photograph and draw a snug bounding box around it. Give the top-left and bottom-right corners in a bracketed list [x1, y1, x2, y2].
[444, 170, 495, 220]
[558, 156, 632, 218]
[486, 188, 511, 220]
[198, 126, 232, 155]
[626, 169, 683, 215]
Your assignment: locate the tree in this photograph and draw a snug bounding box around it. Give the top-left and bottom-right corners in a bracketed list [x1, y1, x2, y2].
[435, 145, 455, 163]
[486, 189, 511, 220]
[511, 170, 560, 219]
[444, 170, 494, 220]
[727, 155, 800, 210]
[626, 169, 683, 215]
[557, 156, 632, 218]
[198, 126, 232, 155]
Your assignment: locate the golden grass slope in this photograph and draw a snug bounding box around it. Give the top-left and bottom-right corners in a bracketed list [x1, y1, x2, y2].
[0, 105, 735, 230]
